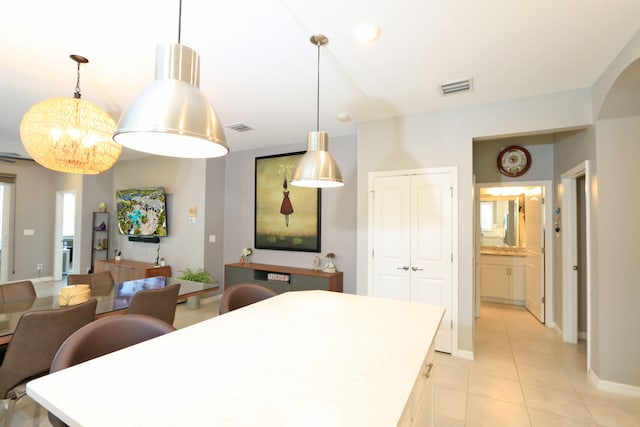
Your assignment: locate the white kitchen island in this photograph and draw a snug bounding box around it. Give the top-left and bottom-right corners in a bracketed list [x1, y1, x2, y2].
[27, 290, 444, 427]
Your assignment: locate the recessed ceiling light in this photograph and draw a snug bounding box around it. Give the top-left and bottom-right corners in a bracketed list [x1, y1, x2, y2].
[353, 23, 381, 43]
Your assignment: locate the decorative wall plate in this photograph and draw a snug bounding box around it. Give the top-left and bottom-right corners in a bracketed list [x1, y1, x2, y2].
[497, 145, 531, 177]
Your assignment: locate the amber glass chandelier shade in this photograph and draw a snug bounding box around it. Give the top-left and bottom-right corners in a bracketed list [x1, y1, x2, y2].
[20, 97, 121, 174]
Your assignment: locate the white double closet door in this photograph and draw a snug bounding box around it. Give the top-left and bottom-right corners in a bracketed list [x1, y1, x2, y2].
[370, 169, 454, 353]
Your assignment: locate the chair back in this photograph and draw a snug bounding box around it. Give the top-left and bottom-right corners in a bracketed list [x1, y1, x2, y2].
[90, 271, 115, 296]
[48, 314, 175, 427]
[126, 283, 181, 325]
[66, 274, 92, 287]
[219, 283, 277, 314]
[0, 300, 97, 399]
[90, 271, 114, 287]
[0, 280, 36, 303]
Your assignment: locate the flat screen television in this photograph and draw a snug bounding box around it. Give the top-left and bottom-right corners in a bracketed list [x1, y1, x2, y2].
[116, 187, 167, 237]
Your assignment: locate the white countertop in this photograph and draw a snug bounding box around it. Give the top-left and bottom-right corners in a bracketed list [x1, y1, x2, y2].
[27, 291, 444, 427]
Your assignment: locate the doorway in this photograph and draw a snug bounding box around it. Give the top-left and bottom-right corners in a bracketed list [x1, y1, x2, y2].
[54, 191, 76, 280]
[560, 160, 592, 372]
[0, 178, 15, 283]
[475, 181, 554, 325]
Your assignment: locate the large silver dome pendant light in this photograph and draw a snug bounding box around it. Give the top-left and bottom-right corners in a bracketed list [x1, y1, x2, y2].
[113, 0, 228, 158]
[290, 34, 343, 188]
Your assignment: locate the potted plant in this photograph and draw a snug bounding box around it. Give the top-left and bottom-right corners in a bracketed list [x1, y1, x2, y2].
[241, 247, 253, 265]
[178, 267, 214, 283]
[323, 252, 337, 273]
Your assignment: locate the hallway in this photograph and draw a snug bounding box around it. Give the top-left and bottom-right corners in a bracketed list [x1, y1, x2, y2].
[434, 302, 640, 426]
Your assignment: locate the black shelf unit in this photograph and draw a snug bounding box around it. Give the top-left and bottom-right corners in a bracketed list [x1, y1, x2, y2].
[90, 211, 109, 273]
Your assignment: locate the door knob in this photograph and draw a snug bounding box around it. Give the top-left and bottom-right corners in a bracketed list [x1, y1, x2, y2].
[411, 267, 424, 271]
[396, 266, 409, 271]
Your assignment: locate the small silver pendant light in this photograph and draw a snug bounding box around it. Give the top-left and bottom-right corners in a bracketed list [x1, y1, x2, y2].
[291, 34, 343, 188]
[113, 0, 229, 158]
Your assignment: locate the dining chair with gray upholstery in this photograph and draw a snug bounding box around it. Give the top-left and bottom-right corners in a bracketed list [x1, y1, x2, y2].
[0, 280, 36, 303]
[0, 300, 97, 427]
[90, 271, 114, 287]
[66, 274, 92, 287]
[126, 283, 181, 325]
[89, 271, 115, 296]
[47, 314, 176, 427]
[219, 283, 277, 314]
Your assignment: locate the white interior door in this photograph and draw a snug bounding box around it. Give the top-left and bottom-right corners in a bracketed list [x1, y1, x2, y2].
[524, 192, 544, 322]
[411, 173, 452, 353]
[371, 175, 411, 301]
[370, 171, 453, 353]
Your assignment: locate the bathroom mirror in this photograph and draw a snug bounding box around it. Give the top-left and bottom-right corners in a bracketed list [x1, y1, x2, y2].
[479, 195, 524, 247]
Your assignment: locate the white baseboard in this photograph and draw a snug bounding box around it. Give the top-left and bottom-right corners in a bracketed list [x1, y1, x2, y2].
[578, 331, 587, 340]
[30, 276, 54, 283]
[589, 369, 640, 398]
[455, 349, 474, 360]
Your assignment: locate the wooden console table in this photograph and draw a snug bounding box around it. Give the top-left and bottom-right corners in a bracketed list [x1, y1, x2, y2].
[94, 259, 171, 283]
[224, 262, 343, 293]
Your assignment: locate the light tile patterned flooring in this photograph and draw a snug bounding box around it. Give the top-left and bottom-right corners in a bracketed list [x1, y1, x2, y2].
[3, 294, 639, 426]
[435, 302, 640, 427]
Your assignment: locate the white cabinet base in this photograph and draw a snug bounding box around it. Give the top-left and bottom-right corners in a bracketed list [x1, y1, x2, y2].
[480, 254, 525, 305]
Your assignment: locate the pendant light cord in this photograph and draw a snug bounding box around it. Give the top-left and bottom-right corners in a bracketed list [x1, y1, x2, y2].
[177, 0, 182, 44]
[74, 61, 82, 99]
[316, 41, 320, 132]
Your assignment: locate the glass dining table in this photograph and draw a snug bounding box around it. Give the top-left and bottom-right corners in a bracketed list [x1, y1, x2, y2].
[0, 276, 219, 345]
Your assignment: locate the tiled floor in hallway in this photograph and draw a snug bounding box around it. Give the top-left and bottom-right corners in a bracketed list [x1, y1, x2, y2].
[435, 302, 640, 427]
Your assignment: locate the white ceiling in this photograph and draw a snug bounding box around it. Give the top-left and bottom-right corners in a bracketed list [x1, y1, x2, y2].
[1, 0, 639, 161]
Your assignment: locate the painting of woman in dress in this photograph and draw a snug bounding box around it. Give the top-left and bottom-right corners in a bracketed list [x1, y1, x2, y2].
[280, 177, 294, 226]
[254, 152, 320, 252]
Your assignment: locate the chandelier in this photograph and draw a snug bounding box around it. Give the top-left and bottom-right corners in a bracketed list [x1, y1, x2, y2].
[20, 55, 121, 174]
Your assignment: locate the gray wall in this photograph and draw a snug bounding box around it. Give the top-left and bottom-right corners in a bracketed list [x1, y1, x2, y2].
[0, 161, 57, 280]
[223, 134, 358, 294]
[593, 116, 640, 385]
[204, 156, 226, 292]
[112, 157, 207, 279]
[78, 172, 114, 274]
[473, 134, 555, 184]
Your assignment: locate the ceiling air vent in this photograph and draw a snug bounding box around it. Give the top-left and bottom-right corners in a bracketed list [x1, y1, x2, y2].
[226, 123, 254, 132]
[440, 78, 473, 96]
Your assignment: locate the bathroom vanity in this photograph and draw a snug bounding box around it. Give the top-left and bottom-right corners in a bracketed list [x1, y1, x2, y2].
[480, 250, 526, 305]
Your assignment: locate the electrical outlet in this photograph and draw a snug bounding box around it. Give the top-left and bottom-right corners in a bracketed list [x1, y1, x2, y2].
[37, 263, 43, 270]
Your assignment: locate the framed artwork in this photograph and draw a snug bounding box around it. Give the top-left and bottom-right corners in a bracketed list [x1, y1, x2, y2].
[254, 152, 321, 252]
